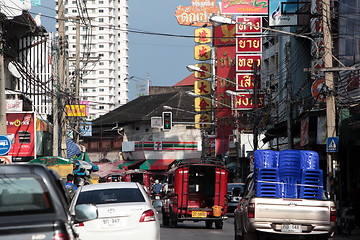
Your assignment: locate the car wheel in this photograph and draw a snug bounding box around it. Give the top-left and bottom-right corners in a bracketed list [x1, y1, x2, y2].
[205, 220, 213, 228]
[215, 221, 223, 229]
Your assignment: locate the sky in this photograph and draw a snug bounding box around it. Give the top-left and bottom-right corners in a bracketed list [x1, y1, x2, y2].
[31, 0, 196, 101]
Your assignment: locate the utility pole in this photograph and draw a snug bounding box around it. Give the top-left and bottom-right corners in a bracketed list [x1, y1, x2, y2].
[323, 0, 337, 194]
[74, 16, 81, 143]
[0, 22, 6, 135]
[286, 80, 293, 148]
[57, 0, 67, 158]
[253, 65, 259, 151]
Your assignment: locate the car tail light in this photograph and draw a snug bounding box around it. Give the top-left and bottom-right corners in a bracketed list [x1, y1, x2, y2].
[330, 206, 336, 222]
[74, 222, 85, 227]
[248, 203, 255, 218]
[139, 209, 156, 222]
[53, 233, 70, 240]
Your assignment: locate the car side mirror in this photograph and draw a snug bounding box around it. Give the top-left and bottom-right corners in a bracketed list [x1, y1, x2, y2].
[75, 204, 98, 222]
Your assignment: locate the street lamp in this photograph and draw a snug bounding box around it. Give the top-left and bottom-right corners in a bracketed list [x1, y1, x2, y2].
[186, 64, 251, 92]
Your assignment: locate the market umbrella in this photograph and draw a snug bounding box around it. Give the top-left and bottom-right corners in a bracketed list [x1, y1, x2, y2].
[29, 156, 74, 166]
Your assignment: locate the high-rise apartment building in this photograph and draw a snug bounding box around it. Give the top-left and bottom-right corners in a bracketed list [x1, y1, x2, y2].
[56, 0, 129, 120]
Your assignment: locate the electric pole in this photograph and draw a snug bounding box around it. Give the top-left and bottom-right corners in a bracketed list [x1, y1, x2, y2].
[0, 22, 6, 135]
[74, 16, 81, 143]
[323, 0, 337, 194]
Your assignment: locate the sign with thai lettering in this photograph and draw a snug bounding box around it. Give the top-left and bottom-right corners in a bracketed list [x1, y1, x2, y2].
[194, 45, 211, 61]
[234, 93, 265, 109]
[175, 0, 221, 26]
[236, 73, 261, 91]
[236, 54, 261, 72]
[236, 36, 262, 53]
[236, 16, 262, 34]
[195, 28, 212, 43]
[220, 0, 268, 15]
[194, 80, 211, 95]
[65, 104, 87, 117]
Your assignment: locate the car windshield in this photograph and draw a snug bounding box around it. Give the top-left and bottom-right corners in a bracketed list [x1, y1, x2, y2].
[76, 188, 146, 204]
[0, 175, 54, 215]
[227, 184, 245, 196]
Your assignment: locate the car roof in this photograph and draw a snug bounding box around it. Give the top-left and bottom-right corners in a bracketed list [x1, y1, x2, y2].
[80, 182, 140, 191]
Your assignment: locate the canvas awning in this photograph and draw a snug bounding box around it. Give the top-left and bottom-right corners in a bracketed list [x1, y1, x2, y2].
[139, 159, 175, 170]
[118, 159, 146, 170]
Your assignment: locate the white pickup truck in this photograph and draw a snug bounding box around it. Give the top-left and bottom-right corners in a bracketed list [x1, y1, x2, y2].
[234, 173, 336, 240]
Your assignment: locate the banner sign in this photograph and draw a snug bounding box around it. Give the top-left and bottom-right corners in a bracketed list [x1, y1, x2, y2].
[80, 121, 92, 137]
[236, 16, 262, 34]
[6, 112, 36, 158]
[236, 73, 261, 91]
[269, 0, 298, 26]
[236, 54, 261, 72]
[175, 0, 220, 26]
[219, 0, 268, 15]
[65, 104, 87, 117]
[194, 44, 211, 61]
[194, 63, 211, 79]
[234, 94, 265, 109]
[213, 24, 236, 46]
[236, 36, 262, 53]
[195, 28, 212, 43]
[194, 80, 211, 95]
[195, 114, 212, 129]
[195, 97, 212, 112]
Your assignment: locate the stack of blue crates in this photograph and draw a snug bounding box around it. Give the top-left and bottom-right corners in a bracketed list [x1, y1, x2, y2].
[254, 149, 323, 200]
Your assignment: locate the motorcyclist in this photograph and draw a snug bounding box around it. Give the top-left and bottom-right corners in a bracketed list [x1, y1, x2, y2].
[152, 179, 162, 195]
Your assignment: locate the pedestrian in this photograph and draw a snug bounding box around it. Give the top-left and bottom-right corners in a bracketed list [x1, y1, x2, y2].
[65, 174, 78, 200]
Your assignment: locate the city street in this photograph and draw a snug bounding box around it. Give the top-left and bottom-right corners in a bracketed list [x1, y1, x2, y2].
[158, 210, 360, 240]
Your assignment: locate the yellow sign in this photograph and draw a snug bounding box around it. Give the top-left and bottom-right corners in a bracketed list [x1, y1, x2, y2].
[194, 45, 211, 61]
[65, 104, 87, 117]
[195, 97, 212, 112]
[194, 63, 211, 79]
[194, 80, 211, 96]
[195, 114, 212, 129]
[195, 28, 212, 43]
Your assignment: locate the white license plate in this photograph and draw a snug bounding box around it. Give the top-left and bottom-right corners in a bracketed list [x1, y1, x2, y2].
[102, 218, 123, 228]
[281, 224, 302, 233]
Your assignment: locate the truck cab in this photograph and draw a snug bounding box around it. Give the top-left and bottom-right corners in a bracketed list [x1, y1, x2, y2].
[161, 160, 228, 229]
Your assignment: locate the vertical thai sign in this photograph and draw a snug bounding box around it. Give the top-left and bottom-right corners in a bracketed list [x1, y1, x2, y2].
[215, 46, 236, 155]
[6, 112, 36, 159]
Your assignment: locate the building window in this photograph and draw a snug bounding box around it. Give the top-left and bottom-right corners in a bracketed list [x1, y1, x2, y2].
[99, 27, 104, 31]
[99, 88, 105, 92]
[99, 45, 104, 48]
[99, 62, 104, 66]
[99, 71, 104, 74]
[99, 18, 104, 22]
[83, 88, 88, 92]
[99, 106, 104, 110]
[72, 9, 77, 13]
[99, 80, 105, 83]
[99, 9, 104, 13]
[99, 97, 104, 100]
[99, 36, 104, 39]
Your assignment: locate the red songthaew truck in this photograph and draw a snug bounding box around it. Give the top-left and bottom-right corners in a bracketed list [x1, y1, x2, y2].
[161, 160, 228, 229]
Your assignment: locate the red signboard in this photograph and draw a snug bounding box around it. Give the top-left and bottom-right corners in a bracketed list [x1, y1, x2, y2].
[236, 36, 262, 53]
[6, 112, 36, 158]
[213, 24, 236, 46]
[236, 73, 261, 91]
[236, 54, 261, 72]
[234, 94, 265, 109]
[236, 16, 262, 34]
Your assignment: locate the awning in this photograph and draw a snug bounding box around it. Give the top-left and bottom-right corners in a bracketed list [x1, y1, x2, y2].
[118, 159, 146, 170]
[139, 159, 175, 170]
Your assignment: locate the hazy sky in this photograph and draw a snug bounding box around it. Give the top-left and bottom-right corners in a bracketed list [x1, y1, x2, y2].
[31, 0, 196, 101]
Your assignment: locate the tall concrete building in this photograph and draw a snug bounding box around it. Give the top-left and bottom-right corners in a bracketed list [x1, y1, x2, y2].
[56, 0, 129, 120]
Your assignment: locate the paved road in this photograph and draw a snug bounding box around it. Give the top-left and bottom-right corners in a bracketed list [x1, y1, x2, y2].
[157, 209, 360, 240]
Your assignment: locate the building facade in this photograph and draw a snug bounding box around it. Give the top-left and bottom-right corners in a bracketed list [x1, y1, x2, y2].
[55, 0, 129, 120]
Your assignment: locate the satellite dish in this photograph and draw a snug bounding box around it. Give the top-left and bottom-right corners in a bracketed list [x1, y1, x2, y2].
[8, 62, 21, 78]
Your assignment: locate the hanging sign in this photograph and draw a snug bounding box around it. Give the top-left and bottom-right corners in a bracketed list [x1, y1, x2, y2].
[193, 63, 211, 79]
[194, 80, 211, 95]
[194, 45, 211, 61]
[236, 54, 261, 72]
[236, 16, 262, 34]
[234, 94, 265, 109]
[236, 36, 262, 53]
[195, 114, 212, 129]
[175, 0, 220, 26]
[195, 28, 212, 43]
[195, 97, 212, 112]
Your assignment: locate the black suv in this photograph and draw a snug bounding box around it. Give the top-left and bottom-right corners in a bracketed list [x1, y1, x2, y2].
[0, 163, 96, 240]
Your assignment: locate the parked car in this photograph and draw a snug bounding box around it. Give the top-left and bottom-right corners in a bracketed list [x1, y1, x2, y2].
[226, 183, 245, 213]
[0, 163, 96, 240]
[69, 182, 160, 240]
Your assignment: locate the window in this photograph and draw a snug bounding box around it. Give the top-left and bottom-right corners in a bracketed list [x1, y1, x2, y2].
[99, 9, 104, 13]
[99, 80, 105, 83]
[83, 88, 88, 92]
[99, 53, 104, 57]
[99, 36, 104, 39]
[99, 18, 104, 22]
[99, 106, 105, 110]
[76, 188, 145, 205]
[99, 71, 104, 75]
[99, 27, 104, 31]
[99, 97, 104, 100]
[72, 9, 77, 13]
[99, 45, 104, 48]
[99, 62, 104, 66]
[99, 88, 105, 92]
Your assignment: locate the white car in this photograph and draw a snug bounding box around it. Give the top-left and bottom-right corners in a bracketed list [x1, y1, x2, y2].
[69, 182, 160, 240]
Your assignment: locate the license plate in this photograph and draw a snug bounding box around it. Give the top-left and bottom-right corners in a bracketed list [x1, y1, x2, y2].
[102, 218, 123, 228]
[192, 211, 207, 218]
[281, 224, 302, 233]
